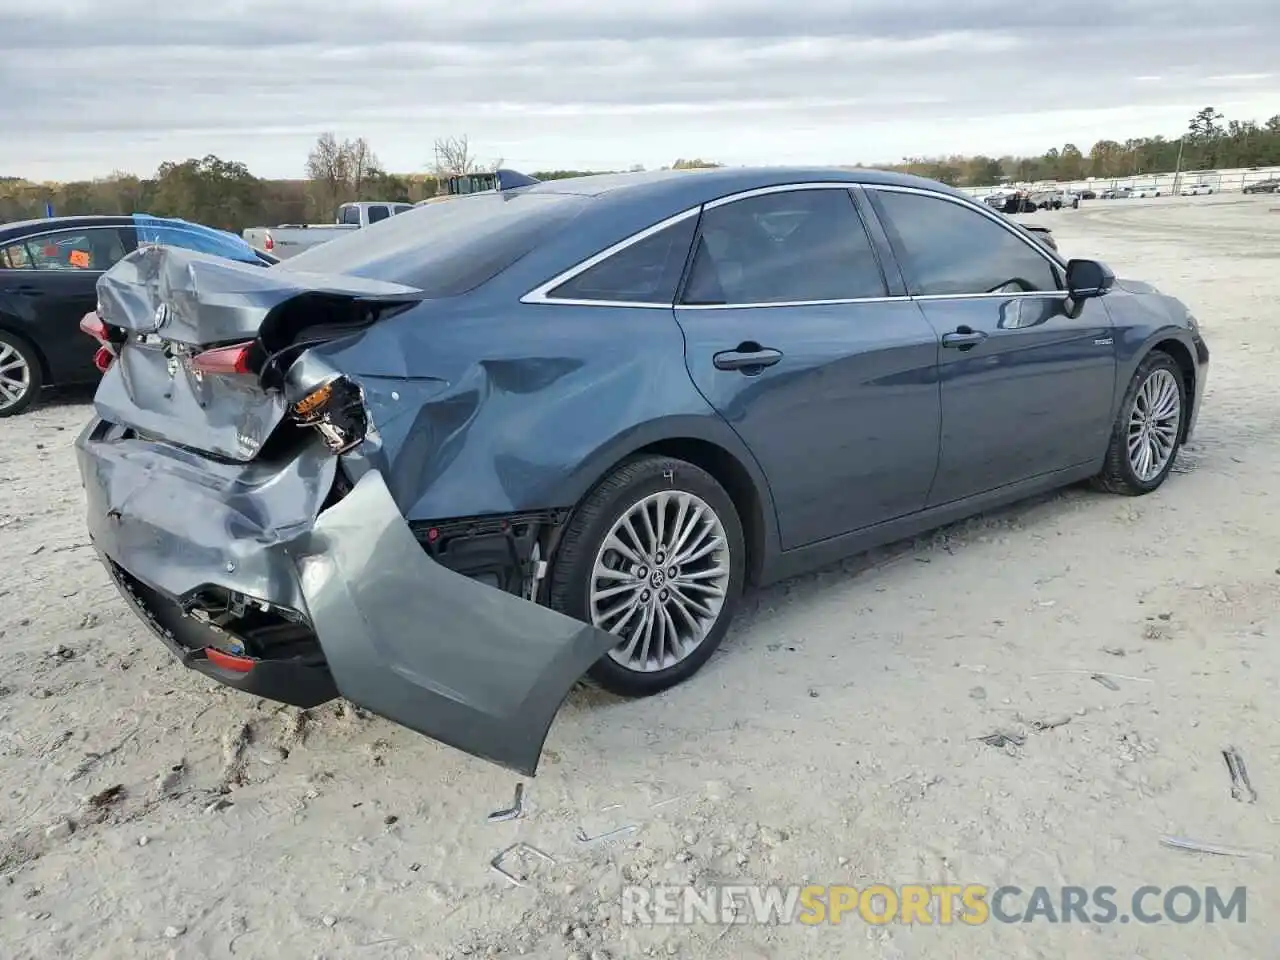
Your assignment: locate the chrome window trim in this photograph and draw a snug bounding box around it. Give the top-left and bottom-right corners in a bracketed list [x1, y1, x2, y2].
[520, 180, 1071, 309]
[702, 181, 860, 209]
[520, 206, 702, 306]
[677, 295, 910, 311]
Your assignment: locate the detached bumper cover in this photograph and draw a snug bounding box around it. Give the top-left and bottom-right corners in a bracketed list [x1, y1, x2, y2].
[76, 419, 620, 776]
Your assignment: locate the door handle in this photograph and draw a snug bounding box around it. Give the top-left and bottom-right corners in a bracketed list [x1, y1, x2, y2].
[941, 326, 988, 350]
[713, 345, 784, 372]
[3, 285, 43, 296]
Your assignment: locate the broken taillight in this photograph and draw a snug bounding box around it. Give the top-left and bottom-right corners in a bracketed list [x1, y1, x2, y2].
[80, 311, 109, 342]
[191, 342, 255, 376]
[81, 310, 120, 372]
[290, 376, 368, 454]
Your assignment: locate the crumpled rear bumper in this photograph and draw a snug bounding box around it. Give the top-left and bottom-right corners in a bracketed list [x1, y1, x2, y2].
[75, 417, 620, 776]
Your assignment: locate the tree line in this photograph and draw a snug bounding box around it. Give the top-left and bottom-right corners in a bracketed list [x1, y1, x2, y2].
[3, 108, 1278, 232]
[885, 107, 1280, 187]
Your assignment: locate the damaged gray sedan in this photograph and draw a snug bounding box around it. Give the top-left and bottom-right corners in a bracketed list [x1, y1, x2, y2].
[75, 167, 1208, 776]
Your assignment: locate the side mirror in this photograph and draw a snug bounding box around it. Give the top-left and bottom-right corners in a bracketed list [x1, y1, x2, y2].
[1065, 258, 1115, 298]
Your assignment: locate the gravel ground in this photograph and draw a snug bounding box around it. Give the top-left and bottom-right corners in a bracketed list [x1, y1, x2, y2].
[1, 195, 1278, 960]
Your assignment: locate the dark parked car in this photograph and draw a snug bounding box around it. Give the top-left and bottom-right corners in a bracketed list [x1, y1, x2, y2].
[1242, 178, 1280, 194]
[77, 167, 1210, 775]
[0, 214, 276, 416]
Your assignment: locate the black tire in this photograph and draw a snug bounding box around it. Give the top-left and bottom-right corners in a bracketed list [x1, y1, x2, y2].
[548, 455, 746, 697]
[1092, 350, 1187, 496]
[0, 330, 43, 418]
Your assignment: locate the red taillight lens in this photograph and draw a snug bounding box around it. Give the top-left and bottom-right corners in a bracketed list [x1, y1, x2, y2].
[80, 311, 109, 342]
[93, 346, 114, 373]
[264, 234, 274, 251]
[191, 342, 254, 376]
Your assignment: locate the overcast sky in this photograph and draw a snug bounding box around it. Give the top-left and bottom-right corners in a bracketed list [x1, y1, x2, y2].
[1, 0, 1277, 181]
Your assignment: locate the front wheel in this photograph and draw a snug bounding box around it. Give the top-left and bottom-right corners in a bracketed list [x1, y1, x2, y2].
[548, 455, 746, 697]
[1092, 351, 1187, 495]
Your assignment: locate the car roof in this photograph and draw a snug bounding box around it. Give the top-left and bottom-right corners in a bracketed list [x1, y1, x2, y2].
[520, 165, 969, 205]
[0, 214, 134, 241]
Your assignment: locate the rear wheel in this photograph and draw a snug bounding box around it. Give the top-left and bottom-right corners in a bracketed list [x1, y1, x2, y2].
[549, 455, 745, 697]
[1092, 351, 1187, 495]
[0, 332, 41, 417]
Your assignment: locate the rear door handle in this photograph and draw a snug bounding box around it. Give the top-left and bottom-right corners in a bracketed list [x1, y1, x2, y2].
[4, 285, 43, 296]
[941, 327, 988, 349]
[713, 346, 784, 372]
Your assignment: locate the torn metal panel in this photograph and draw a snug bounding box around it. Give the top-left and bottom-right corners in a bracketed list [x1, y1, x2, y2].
[96, 244, 427, 345]
[294, 469, 621, 776]
[76, 417, 337, 614]
[91, 244, 427, 462]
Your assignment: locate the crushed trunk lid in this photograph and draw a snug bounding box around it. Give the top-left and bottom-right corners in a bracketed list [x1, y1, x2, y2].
[93, 244, 425, 461]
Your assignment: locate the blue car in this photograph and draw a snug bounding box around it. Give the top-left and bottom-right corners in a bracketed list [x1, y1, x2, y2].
[77, 167, 1209, 775]
[0, 213, 275, 415]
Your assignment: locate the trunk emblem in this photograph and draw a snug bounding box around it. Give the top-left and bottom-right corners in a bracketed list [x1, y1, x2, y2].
[154, 303, 172, 330]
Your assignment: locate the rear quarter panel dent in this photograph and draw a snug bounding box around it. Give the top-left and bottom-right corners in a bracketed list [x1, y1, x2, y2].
[336, 302, 775, 527]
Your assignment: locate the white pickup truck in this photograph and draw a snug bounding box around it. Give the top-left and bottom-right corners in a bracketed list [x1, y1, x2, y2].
[242, 201, 414, 259]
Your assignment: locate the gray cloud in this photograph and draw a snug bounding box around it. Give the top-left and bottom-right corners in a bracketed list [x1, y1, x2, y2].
[1, 0, 1276, 180]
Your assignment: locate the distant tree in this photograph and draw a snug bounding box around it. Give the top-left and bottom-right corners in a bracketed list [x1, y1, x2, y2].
[1188, 106, 1225, 140]
[1058, 143, 1085, 180]
[149, 155, 264, 231]
[305, 133, 384, 217]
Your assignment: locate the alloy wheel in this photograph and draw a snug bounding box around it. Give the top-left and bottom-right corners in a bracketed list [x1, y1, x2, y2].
[1126, 368, 1181, 482]
[589, 490, 731, 672]
[0, 342, 31, 412]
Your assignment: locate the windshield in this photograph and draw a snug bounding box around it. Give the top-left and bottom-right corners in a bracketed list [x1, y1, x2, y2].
[279, 191, 590, 296]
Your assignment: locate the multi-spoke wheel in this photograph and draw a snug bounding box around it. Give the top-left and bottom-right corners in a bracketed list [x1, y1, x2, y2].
[0, 332, 41, 418]
[1093, 350, 1188, 495]
[548, 455, 746, 696]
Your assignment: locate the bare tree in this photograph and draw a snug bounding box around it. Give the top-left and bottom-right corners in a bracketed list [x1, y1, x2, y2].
[432, 135, 477, 177]
[348, 137, 382, 197]
[305, 133, 384, 216]
[305, 133, 350, 217]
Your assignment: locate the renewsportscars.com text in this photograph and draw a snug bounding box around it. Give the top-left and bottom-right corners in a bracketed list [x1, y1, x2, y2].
[621, 883, 1247, 926]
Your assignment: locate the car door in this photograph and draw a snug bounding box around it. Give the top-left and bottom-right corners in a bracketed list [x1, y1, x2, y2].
[673, 185, 942, 551]
[864, 186, 1117, 507]
[0, 226, 135, 385]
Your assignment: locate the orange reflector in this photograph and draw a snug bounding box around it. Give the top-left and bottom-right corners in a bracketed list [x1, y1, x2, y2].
[292, 381, 334, 417]
[205, 647, 255, 673]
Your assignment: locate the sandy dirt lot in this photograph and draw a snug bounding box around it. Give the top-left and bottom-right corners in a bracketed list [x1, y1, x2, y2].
[2, 195, 1278, 960]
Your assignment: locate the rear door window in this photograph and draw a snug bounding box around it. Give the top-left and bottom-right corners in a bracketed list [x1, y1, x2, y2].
[366, 205, 391, 224]
[681, 188, 887, 305]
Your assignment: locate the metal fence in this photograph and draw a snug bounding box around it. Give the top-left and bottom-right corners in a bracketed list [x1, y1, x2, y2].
[960, 165, 1280, 198]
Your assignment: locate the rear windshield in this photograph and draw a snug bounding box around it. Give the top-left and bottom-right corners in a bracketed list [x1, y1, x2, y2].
[277, 192, 590, 297]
